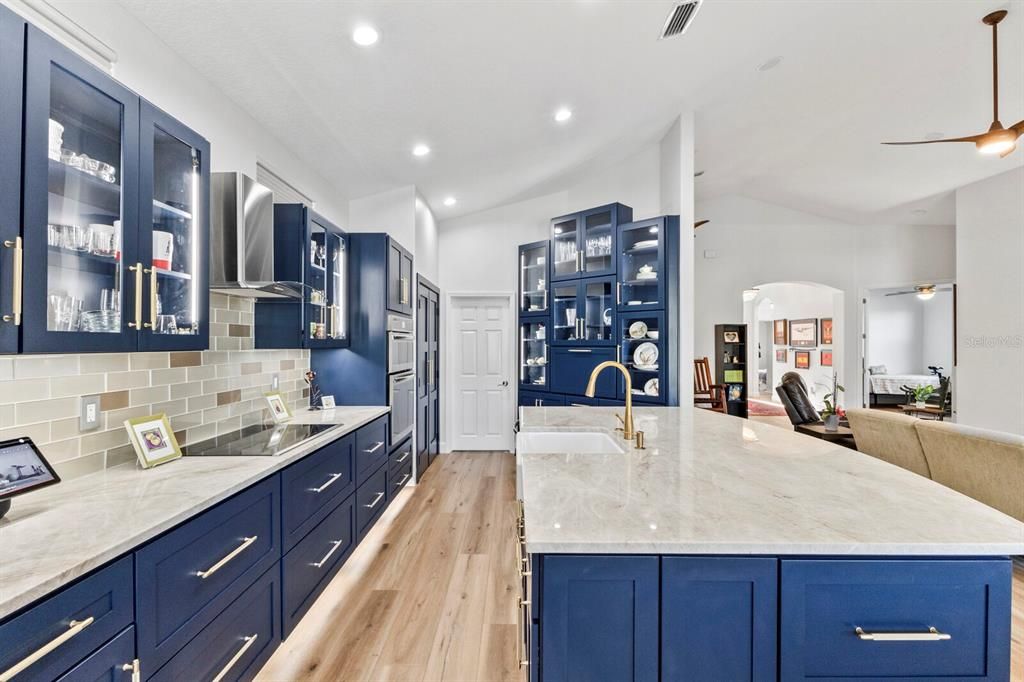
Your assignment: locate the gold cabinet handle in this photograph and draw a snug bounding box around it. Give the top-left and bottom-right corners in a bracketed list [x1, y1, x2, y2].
[308, 472, 343, 494]
[855, 626, 951, 642]
[0, 616, 94, 681]
[328, 304, 335, 338]
[616, 281, 621, 305]
[195, 536, 258, 579]
[2, 237, 22, 326]
[127, 263, 143, 329]
[120, 659, 141, 682]
[310, 539, 345, 568]
[399, 277, 410, 305]
[143, 267, 157, 329]
[363, 491, 384, 509]
[364, 441, 385, 454]
[211, 634, 258, 682]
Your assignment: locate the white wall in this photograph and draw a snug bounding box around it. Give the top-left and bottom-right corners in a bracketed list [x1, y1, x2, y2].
[867, 293, 926, 375]
[955, 167, 1024, 435]
[415, 194, 439, 284]
[348, 186, 416, 247]
[921, 290, 954, 376]
[695, 194, 955, 408]
[26, 0, 348, 226]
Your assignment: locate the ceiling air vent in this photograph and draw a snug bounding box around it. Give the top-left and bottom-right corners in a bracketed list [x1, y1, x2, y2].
[660, 0, 703, 40]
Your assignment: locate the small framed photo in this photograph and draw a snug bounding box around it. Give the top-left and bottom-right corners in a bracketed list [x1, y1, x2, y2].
[124, 414, 181, 469]
[820, 318, 833, 345]
[821, 350, 833, 367]
[775, 349, 787, 363]
[723, 331, 740, 343]
[320, 395, 336, 409]
[789, 318, 818, 348]
[727, 384, 744, 401]
[794, 350, 811, 370]
[773, 319, 788, 345]
[264, 392, 292, 423]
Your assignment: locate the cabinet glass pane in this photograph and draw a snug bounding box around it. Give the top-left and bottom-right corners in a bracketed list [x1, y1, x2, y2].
[552, 218, 577, 278]
[46, 65, 122, 334]
[308, 223, 328, 340]
[619, 223, 660, 306]
[520, 243, 547, 313]
[621, 314, 661, 399]
[520, 320, 548, 388]
[552, 284, 578, 342]
[150, 126, 199, 336]
[329, 233, 347, 340]
[583, 280, 613, 342]
[582, 210, 613, 273]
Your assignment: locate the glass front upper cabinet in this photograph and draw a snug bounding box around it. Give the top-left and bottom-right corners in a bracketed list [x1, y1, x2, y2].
[519, 319, 548, 390]
[551, 215, 579, 281]
[550, 203, 631, 282]
[519, 240, 548, 316]
[551, 277, 616, 346]
[307, 213, 348, 348]
[619, 310, 665, 404]
[617, 218, 666, 312]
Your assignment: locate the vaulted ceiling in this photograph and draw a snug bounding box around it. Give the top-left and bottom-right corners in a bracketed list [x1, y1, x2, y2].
[116, 0, 1023, 224]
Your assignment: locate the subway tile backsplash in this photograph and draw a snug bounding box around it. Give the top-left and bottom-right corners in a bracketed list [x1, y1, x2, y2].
[0, 293, 309, 481]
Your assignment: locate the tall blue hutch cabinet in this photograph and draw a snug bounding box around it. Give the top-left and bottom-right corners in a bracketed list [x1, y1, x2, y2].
[518, 204, 680, 407]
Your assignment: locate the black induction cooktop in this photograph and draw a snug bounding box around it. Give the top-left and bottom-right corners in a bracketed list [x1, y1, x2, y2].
[182, 423, 336, 457]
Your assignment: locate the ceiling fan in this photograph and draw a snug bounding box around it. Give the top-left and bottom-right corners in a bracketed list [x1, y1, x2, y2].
[694, 220, 710, 230]
[884, 284, 951, 301]
[883, 10, 1023, 158]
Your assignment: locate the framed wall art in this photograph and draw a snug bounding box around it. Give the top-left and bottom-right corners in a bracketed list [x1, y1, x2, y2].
[789, 319, 818, 348]
[775, 349, 787, 363]
[820, 318, 833, 345]
[773, 319, 788, 345]
[794, 350, 811, 370]
[821, 350, 833, 367]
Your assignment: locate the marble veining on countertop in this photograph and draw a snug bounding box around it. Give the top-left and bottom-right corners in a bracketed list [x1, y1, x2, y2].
[0, 405, 389, 621]
[517, 407, 1024, 556]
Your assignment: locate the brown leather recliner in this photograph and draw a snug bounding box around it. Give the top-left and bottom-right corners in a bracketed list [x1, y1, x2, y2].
[775, 372, 821, 426]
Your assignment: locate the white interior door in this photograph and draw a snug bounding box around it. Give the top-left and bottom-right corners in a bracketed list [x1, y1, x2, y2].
[451, 296, 513, 451]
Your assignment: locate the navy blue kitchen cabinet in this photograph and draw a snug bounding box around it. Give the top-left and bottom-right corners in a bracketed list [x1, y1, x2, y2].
[280, 433, 355, 551]
[550, 276, 616, 346]
[0, 5, 24, 354]
[616, 216, 676, 313]
[54, 625, 137, 682]
[519, 317, 550, 393]
[387, 238, 414, 316]
[550, 346, 617, 399]
[519, 390, 565, 407]
[519, 240, 550, 316]
[780, 558, 1011, 681]
[550, 203, 632, 282]
[540, 555, 659, 682]
[661, 557, 777, 682]
[619, 310, 670, 405]
[255, 205, 348, 350]
[13, 24, 210, 354]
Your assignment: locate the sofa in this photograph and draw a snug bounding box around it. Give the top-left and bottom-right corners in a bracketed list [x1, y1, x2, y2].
[847, 408, 1024, 522]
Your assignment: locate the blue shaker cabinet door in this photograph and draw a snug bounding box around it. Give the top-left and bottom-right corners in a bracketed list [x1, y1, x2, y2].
[661, 557, 778, 682]
[541, 555, 659, 682]
[0, 5, 23, 353]
[550, 346, 617, 398]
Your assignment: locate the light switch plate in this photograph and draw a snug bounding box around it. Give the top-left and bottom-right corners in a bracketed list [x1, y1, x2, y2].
[80, 394, 101, 431]
[703, 249, 719, 259]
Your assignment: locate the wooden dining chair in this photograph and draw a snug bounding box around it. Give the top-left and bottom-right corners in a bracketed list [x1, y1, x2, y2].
[693, 357, 727, 413]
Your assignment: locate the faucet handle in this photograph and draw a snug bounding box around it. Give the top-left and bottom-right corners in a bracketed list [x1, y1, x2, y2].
[615, 412, 625, 432]
[634, 431, 645, 449]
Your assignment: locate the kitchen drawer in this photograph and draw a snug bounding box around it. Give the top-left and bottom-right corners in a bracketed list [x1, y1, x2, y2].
[54, 625, 136, 682]
[0, 556, 133, 682]
[282, 494, 355, 637]
[780, 558, 1011, 680]
[281, 432, 355, 551]
[389, 458, 412, 501]
[356, 464, 389, 540]
[136, 476, 280, 673]
[355, 416, 388, 485]
[149, 565, 280, 682]
[389, 435, 413, 479]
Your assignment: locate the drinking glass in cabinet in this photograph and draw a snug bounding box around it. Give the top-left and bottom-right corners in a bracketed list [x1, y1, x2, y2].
[46, 66, 124, 333]
[521, 321, 548, 388]
[583, 280, 613, 342]
[149, 125, 201, 336]
[520, 243, 548, 313]
[552, 218, 578, 278]
[552, 284, 578, 342]
[582, 210, 613, 273]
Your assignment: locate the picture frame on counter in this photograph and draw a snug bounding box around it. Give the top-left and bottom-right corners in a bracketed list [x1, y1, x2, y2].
[265, 392, 292, 423]
[789, 318, 818, 347]
[124, 414, 182, 469]
[320, 395, 336, 409]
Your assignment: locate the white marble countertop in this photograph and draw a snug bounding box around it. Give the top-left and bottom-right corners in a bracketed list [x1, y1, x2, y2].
[518, 407, 1024, 556]
[0, 406, 389, 621]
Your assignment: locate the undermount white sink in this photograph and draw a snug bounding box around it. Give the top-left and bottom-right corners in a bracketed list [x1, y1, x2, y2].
[516, 431, 625, 455]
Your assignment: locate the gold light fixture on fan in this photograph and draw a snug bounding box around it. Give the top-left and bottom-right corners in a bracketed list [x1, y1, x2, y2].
[883, 10, 1023, 158]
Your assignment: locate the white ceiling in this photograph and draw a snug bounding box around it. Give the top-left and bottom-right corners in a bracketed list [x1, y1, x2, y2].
[117, 0, 1024, 225]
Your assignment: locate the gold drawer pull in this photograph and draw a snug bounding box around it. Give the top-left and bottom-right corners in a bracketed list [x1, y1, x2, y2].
[309, 472, 343, 494]
[121, 659, 140, 682]
[363, 491, 385, 509]
[311, 539, 345, 568]
[855, 626, 951, 642]
[195, 536, 258, 579]
[127, 263, 143, 329]
[211, 634, 258, 682]
[2, 237, 22, 326]
[0, 617, 94, 681]
[364, 441, 384, 454]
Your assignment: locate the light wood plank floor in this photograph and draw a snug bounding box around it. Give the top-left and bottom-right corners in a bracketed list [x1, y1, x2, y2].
[257, 451, 1024, 682]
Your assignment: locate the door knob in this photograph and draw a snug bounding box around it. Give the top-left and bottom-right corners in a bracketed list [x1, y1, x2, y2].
[500, 380, 509, 387]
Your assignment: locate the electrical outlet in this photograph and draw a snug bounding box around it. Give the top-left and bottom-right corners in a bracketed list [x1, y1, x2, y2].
[80, 395, 101, 431]
[271, 374, 279, 391]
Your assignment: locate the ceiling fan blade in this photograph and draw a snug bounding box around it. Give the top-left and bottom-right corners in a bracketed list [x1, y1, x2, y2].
[694, 220, 710, 229]
[1011, 119, 1024, 137]
[882, 133, 985, 146]
[884, 291, 916, 296]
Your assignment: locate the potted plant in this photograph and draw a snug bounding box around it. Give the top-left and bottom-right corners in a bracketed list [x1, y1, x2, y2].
[821, 374, 845, 432]
[911, 384, 934, 408]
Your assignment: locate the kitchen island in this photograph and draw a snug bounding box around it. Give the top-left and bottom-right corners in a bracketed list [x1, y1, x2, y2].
[516, 406, 1024, 681]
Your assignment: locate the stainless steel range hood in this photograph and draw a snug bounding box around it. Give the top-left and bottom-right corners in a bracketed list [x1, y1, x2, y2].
[210, 172, 304, 299]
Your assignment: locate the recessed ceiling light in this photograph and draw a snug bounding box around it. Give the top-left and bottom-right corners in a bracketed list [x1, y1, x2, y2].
[412, 144, 431, 157]
[757, 56, 783, 72]
[554, 107, 573, 123]
[443, 196, 456, 207]
[352, 25, 379, 46]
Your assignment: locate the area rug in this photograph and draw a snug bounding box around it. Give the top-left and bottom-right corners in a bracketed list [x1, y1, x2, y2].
[748, 399, 788, 417]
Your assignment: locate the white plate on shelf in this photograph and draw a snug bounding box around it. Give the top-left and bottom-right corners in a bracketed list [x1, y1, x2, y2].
[633, 239, 657, 250]
[627, 300, 643, 306]
[633, 342, 659, 367]
[644, 378, 659, 396]
[628, 321, 648, 339]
